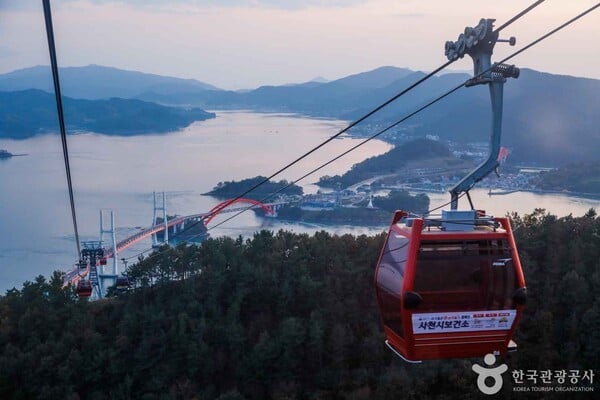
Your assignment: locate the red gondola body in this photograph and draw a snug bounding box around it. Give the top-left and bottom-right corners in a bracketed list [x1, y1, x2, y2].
[76, 280, 93, 298]
[99, 257, 107, 265]
[375, 210, 526, 362]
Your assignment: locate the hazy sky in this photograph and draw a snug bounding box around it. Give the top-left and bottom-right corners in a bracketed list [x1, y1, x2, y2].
[0, 0, 598, 89]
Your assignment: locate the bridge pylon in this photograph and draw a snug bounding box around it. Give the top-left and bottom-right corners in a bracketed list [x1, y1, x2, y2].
[99, 210, 118, 295]
[100, 209, 118, 274]
[152, 191, 168, 247]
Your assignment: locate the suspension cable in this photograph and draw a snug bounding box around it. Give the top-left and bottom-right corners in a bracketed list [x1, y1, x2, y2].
[43, 0, 81, 258]
[202, 2, 599, 233]
[495, 0, 546, 33]
[124, 0, 572, 262]
[181, 0, 547, 229]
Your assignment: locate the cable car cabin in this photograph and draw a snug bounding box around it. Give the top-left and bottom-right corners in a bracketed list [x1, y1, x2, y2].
[115, 276, 130, 293]
[76, 280, 93, 298]
[99, 257, 107, 265]
[375, 210, 526, 362]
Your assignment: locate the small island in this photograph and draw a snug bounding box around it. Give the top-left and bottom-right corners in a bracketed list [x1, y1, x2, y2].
[0, 149, 13, 159]
[0, 149, 27, 159]
[205, 176, 303, 200]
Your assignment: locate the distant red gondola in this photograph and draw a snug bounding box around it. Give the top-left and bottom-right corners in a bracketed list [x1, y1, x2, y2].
[76, 280, 93, 298]
[375, 210, 526, 362]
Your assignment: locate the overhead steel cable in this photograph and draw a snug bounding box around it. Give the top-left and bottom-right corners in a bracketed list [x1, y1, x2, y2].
[165, 0, 547, 229]
[200, 1, 599, 234]
[209, 60, 454, 213]
[494, 0, 546, 33]
[204, 87, 465, 233]
[495, 2, 599, 68]
[43, 0, 81, 258]
[122, 0, 551, 262]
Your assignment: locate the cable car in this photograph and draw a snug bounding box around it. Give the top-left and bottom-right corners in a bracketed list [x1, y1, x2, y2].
[76, 280, 93, 298]
[115, 276, 130, 293]
[99, 257, 107, 265]
[375, 210, 526, 362]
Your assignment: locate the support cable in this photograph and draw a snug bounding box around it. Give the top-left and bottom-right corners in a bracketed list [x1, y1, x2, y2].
[43, 0, 81, 258]
[194, 0, 546, 217]
[201, 1, 599, 234]
[123, 0, 569, 262]
[494, 0, 546, 33]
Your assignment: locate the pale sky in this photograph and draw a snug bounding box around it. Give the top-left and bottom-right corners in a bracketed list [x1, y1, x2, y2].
[0, 0, 598, 89]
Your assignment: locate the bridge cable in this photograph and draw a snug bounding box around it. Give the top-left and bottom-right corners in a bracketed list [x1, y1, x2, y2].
[121, 0, 551, 262]
[43, 0, 81, 258]
[199, 1, 599, 234]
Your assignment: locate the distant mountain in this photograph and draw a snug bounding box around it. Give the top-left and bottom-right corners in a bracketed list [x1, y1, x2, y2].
[185, 67, 599, 166]
[0, 89, 215, 138]
[328, 66, 414, 89]
[0, 65, 220, 100]
[310, 76, 329, 83]
[2, 64, 598, 165]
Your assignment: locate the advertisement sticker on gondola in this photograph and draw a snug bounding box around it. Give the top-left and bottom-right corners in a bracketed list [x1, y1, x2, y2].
[412, 310, 517, 334]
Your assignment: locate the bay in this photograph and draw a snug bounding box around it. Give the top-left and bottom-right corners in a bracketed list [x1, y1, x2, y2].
[0, 111, 597, 292]
[0, 111, 392, 291]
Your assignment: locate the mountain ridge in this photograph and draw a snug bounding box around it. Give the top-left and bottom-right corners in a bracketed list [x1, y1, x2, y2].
[1, 65, 597, 165]
[0, 89, 215, 138]
[0, 64, 220, 100]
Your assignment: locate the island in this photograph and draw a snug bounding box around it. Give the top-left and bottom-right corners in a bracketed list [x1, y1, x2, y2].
[205, 176, 303, 200]
[0, 89, 215, 139]
[0, 149, 13, 159]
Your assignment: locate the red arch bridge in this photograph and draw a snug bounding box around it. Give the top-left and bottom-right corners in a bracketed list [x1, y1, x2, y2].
[64, 198, 288, 291]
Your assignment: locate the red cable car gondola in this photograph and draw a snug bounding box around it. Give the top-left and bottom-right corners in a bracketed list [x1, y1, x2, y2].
[375, 210, 526, 362]
[99, 257, 107, 265]
[76, 280, 93, 298]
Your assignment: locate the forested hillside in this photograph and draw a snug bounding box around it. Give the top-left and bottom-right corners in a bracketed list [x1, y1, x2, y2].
[318, 138, 456, 188]
[535, 161, 600, 194]
[0, 209, 598, 399]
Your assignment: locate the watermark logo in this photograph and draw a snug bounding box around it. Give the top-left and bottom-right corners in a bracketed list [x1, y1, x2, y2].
[472, 354, 508, 395]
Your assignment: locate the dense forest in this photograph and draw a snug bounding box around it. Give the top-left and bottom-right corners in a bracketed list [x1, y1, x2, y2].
[0, 209, 598, 399]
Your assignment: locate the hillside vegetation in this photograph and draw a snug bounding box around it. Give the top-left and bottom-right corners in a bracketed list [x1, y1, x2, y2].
[535, 161, 600, 194]
[0, 209, 598, 399]
[318, 138, 455, 188]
